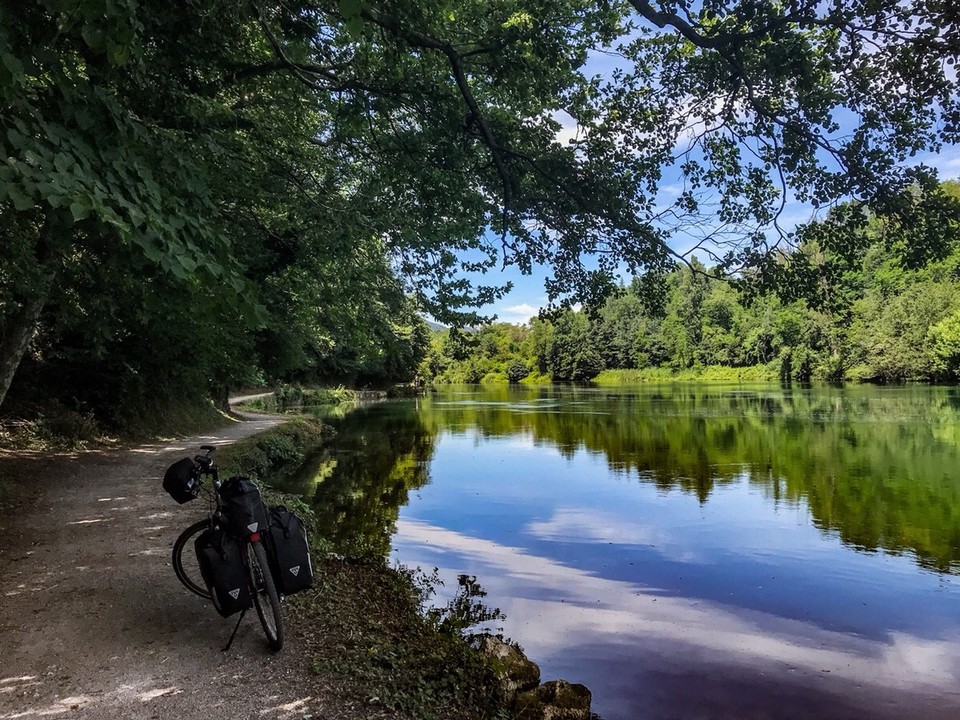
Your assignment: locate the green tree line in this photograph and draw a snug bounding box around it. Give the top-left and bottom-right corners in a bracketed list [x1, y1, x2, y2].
[423, 186, 960, 384]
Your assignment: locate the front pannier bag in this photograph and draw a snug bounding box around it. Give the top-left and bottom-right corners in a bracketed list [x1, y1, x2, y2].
[195, 528, 252, 617]
[163, 457, 199, 504]
[266, 506, 314, 596]
[219, 476, 269, 537]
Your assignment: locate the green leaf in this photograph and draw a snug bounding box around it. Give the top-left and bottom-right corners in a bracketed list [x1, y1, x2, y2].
[54, 153, 72, 173]
[339, 0, 363, 18]
[344, 15, 364, 35]
[107, 40, 131, 67]
[9, 186, 34, 211]
[6, 128, 25, 150]
[81, 24, 106, 51]
[70, 201, 91, 222]
[1, 52, 23, 78]
[142, 242, 162, 262]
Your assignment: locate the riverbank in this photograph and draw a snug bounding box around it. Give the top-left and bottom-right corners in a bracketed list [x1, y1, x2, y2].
[592, 365, 781, 384]
[223, 419, 514, 720]
[0, 409, 516, 720]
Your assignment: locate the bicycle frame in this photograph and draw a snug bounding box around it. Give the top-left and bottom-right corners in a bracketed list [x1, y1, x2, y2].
[174, 445, 284, 650]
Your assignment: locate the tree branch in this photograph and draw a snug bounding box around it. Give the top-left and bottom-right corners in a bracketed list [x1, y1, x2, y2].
[360, 10, 515, 212]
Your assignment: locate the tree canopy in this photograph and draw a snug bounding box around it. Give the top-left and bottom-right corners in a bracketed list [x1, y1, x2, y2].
[422, 184, 960, 385]
[1, 0, 959, 419]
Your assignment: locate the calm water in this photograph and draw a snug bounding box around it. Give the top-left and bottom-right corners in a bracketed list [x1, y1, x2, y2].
[284, 384, 960, 720]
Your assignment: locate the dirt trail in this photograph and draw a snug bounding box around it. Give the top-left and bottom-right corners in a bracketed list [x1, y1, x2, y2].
[0, 411, 330, 720]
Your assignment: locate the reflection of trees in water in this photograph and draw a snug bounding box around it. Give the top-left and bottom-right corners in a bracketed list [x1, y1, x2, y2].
[283, 403, 436, 557]
[283, 386, 960, 572]
[419, 386, 960, 573]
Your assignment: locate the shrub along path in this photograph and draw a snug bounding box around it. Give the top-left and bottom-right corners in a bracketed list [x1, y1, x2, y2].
[0, 409, 344, 720]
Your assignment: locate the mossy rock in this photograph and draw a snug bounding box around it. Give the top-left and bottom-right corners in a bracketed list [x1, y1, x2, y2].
[513, 679, 592, 720]
[477, 635, 540, 701]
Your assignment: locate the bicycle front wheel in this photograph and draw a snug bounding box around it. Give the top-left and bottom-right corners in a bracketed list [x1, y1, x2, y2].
[248, 540, 284, 651]
[172, 519, 212, 599]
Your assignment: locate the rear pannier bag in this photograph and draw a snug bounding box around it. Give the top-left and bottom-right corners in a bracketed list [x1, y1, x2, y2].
[265, 506, 314, 596]
[219, 476, 269, 537]
[195, 527, 252, 617]
[163, 457, 199, 504]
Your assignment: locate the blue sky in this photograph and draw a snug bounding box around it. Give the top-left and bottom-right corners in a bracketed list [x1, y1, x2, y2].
[480, 145, 960, 325]
[446, 37, 960, 327]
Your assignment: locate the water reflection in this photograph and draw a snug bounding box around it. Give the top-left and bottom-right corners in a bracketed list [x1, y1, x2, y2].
[279, 384, 960, 720]
[289, 385, 960, 573]
[290, 402, 435, 556]
[394, 518, 960, 720]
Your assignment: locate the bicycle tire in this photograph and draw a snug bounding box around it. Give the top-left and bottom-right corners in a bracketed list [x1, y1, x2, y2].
[172, 519, 212, 599]
[248, 540, 284, 651]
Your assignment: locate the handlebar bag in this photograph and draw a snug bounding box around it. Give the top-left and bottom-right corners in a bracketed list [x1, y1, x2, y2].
[195, 527, 252, 617]
[219, 476, 269, 537]
[265, 506, 314, 596]
[162, 457, 199, 504]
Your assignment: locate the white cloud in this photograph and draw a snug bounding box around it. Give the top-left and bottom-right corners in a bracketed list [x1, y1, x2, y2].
[552, 110, 582, 146]
[909, 148, 960, 180]
[394, 519, 960, 700]
[497, 303, 541, 324]
[527, 508, 705, 563]
[923, 150, 960, 179]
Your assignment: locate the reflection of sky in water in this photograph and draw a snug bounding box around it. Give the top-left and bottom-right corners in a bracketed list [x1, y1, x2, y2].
[392, 430, 960, 720]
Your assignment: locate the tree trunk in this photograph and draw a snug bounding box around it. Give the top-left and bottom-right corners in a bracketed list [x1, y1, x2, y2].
[0, 223, 59, 412]
[0, 293, 49, 409]
[212, 384, 230, 412]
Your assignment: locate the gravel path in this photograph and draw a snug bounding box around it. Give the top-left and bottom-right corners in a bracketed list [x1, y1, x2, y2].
[0, 412, 331, 719]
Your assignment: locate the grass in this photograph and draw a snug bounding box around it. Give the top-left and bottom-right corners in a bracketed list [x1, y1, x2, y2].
[219, 418, 513, 720]
[216, 416, 333, 482]
[118, 396, 232, 439]
[0, 396, 230, 452]
[239, 384, 363, 413]
[518, 372, 552, 385]
[592, 364, 780, 384]
[292, 560, 510, 720]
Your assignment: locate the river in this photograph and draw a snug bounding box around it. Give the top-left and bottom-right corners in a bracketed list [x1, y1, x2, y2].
[282, 383, 960, 720]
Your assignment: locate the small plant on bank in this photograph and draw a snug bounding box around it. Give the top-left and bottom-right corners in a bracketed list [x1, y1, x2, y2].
[298, 559, 512, 720]
[424, 574, 506, 637]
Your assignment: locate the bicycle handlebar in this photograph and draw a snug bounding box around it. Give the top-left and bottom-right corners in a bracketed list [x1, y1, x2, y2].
[194, 445, 216, 467]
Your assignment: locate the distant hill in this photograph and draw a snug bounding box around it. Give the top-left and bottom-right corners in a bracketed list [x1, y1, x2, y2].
[426, 320, 447, 331]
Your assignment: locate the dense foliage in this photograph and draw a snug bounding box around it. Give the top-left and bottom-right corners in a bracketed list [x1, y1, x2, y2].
[0, 1, 432, 427]
[423, 185, 960, 384]
[2, 1, 959, 426]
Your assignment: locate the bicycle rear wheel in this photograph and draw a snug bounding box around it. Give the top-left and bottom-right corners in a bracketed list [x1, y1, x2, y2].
[248, 540, 284, 651]
[172, 519, 212, 599]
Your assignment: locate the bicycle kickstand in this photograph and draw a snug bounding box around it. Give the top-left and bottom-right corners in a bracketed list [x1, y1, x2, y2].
[222, 609, 247, 652]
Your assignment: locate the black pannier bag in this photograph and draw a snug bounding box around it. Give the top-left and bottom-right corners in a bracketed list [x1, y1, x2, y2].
[194, 527, 252, 617]
[163, 457, 199, 504]
[265, 506, 314, 596]
[219, 476, 269, 537]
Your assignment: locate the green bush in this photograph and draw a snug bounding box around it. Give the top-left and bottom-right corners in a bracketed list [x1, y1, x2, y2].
[506, 360, 529, 383]
[218, 418, 332, 482]
[480, 371, 508, 384]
